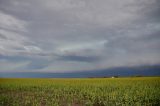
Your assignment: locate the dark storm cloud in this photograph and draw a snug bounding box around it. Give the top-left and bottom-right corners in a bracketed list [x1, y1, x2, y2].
[0, 0, 160, 72]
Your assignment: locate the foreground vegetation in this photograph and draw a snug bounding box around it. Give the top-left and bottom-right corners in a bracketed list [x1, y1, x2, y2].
[0, 77, 160, 106]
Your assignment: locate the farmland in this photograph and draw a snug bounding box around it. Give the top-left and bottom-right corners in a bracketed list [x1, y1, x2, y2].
[0, 77, 160, 106]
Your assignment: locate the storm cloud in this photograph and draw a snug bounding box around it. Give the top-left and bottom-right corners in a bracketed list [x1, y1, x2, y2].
[0, 0, 160, 72]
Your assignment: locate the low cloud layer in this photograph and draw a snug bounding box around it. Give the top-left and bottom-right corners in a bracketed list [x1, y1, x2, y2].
[0, 0, 160, 72]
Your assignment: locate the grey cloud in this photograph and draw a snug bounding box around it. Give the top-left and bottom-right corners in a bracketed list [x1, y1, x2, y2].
[0, 11, 45, 57]
[0, 0, 160, 72]
[23, 59, 51, 70]
[0, 29, 43, 56]
[58, 55, 101, 63]
[0, 10, 27, 32]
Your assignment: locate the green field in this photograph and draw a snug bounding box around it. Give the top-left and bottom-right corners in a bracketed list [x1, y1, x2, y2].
[0, 77, 160, 106]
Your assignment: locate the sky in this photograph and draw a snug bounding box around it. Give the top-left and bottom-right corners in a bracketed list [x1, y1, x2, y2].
[0, 0, 160, 73]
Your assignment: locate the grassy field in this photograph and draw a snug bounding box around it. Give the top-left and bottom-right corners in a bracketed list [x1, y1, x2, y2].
[0, 77, 160, 106]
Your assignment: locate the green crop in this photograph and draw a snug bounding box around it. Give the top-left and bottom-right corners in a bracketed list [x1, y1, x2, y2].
[0, 77, 160, 106]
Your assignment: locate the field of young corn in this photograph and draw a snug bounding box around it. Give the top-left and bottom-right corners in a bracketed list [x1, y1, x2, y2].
[0, 77, 160, 106]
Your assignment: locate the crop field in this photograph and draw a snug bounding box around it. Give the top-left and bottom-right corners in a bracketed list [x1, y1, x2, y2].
[0, 77, 160, 106]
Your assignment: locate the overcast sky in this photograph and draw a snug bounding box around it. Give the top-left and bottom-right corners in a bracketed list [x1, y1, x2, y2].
[0, 0, 160, 73]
